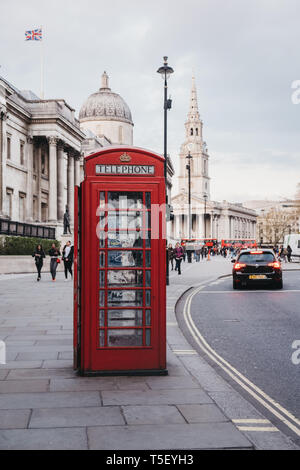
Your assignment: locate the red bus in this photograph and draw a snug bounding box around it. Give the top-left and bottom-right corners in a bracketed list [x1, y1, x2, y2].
[221, 239, 257, 249]
[181, 238, 218, 248]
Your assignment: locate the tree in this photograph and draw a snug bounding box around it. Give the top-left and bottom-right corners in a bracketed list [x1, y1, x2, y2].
[259, 207, 298, 245]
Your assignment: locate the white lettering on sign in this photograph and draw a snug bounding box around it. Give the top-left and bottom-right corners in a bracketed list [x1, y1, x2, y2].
[95, 165, 155, 175]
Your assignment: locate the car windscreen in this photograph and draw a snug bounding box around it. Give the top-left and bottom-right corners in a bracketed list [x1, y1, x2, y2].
[238, 252, 275, 263]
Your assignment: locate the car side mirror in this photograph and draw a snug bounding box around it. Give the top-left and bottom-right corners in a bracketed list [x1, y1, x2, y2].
[231, 259, 236, 263]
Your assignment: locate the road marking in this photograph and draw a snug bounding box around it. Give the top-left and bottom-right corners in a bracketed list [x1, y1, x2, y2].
[173, 349, 198, 356]
[237, 426, 279, 432]
[233, 419, 270, 424]
[182, 282, 300, 438]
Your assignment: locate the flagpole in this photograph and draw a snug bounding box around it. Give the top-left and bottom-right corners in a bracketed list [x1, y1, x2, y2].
[40, 25, 44, 99]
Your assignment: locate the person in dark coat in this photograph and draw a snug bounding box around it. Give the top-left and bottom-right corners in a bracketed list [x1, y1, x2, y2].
[48, 243, 61, 281]
[287, 245, 292, 262]
[174, 243, 184, 275]
[168, 244, 175, 271]
[62, 240, 74, 280]
[32, 244, 45, 281]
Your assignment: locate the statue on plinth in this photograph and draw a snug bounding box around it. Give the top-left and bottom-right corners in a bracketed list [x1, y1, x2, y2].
[63, 206, 72, 234]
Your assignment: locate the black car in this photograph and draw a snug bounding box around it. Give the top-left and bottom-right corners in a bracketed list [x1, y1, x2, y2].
[232, 249, 283, 289]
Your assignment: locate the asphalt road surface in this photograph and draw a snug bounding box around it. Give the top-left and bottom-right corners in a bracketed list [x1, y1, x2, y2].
[182, 270, 300, 438]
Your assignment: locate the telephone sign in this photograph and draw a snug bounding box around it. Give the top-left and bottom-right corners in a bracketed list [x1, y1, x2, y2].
[73, 147, 167, 376]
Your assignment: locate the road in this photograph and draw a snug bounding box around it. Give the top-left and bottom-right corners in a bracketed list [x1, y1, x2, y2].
[178, 269, 300, 441]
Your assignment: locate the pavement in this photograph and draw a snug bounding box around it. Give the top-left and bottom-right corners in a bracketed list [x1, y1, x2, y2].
[0, 256, 299, 450]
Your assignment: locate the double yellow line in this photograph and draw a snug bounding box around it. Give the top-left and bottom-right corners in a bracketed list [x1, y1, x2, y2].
[182, 281, 300, 438]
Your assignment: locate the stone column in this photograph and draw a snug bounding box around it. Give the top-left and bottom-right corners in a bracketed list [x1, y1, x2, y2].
[0, 108, 8, 217]
[47, 136, 58, 222]
[74, 153, 81, 187]
[57, 140, 65, 222]
[26, 136, 34, 221]
[35, 140, 42, 222]
[67, 151, 75, 226]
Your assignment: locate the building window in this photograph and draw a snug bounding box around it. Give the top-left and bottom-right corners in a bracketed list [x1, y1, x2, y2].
[19, 192, 26, 222]
[7, 135, 11, 160]
[33, 197, 38, 221]
[41, 202, 48, 222]
[196, 128, 198, 136]
[20, 140, 25, 165]
[190, 128, 193, 136]
[6, 188, 13, 219]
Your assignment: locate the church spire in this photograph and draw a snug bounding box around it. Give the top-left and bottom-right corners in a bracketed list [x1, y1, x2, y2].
[100, 71, 111, 91]
[188, 75, 200, 120]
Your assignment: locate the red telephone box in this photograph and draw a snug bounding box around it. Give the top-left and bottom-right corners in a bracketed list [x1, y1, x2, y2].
[73, 147, 167, 375]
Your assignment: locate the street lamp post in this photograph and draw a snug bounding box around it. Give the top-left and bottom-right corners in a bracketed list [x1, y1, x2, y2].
[157, 56, 174, 286]
[203, 194, 208, 238]
[186, 152, 193, 239]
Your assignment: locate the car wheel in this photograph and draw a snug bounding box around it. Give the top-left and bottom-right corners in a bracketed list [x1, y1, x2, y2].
[275, 279, 283, 289]
[233, 279, 238, 290]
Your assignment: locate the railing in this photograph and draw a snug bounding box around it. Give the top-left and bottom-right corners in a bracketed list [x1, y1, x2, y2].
[0, 219, 56, 240]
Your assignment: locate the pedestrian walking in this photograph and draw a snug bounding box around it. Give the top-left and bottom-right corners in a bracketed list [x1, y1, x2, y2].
[195, 244, 201, 262]
[32, 244, 45, 281]
[62, 240, 74, 281]
[48, 243, 61, 281]
[287, 245, 292, 263]
[174, 242, 184, 275]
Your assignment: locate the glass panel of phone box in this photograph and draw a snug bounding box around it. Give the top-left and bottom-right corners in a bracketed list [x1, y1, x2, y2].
[99, 191, 151, 347]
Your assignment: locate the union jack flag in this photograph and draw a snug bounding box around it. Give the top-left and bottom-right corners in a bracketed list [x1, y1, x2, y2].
[25, 28, 42, 41]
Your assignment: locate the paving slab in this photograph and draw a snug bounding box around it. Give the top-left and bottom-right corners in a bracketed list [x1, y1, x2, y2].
[122, 405, 186, 425]
[6, 368, 76, 380]
[176, 404, 229, 423]
[50, 378, 118, 392]
[0, 391, 101, 409]
[102, 389, 212, 406]
[0, 361, 43, 370]
[87, 422, 252, 450]
[0, 428, 88, 450]
[16, 351, 59, 361]
[146, 376, 199, 390]
[0, 410, 31, 429]
[42, 360, 73, 369]
[29, 406, 125, 428]
[0, 379, 49, 394]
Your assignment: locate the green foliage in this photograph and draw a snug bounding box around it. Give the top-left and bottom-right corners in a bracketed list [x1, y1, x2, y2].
[0, 236, 60, 256]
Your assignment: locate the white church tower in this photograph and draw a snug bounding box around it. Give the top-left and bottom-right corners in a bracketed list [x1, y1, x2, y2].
[177, 76, 210, 199]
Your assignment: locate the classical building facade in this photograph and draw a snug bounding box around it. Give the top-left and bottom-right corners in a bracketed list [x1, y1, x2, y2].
[0, 72, 175, 238]
[171, 76, 257, 241]
[0, 76, 84, 235]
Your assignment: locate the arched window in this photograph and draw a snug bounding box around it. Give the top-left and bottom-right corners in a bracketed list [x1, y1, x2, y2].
[196, 128, 198, 136]
[119, 126, 123, 144]
[190, 128, 193, 136]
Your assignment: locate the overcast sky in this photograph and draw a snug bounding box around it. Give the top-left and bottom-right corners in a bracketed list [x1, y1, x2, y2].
[1, 0, 300, 203]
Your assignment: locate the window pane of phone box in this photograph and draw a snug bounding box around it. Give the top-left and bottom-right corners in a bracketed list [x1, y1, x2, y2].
[108, 212, 143, 230]
[107, 251, 143, 267]
[107, 270, 143, 287]
[107, 329, 143, 347]
[107, 232, 143, 248]
[107, 309, 143, 327]
[107, 290, 143, 306]
[108, 192, 143, 210]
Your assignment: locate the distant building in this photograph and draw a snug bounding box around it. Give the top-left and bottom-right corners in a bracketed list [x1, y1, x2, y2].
[171, 76, 257, 241]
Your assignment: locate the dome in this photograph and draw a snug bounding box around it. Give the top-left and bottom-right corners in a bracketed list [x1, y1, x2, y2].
[79, 72, 133, 125]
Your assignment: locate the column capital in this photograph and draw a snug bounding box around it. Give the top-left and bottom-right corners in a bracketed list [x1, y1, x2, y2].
[57, 140, 65, 151]
[47, 135, 59, 146]
[0, 108, 8, 121]
[26, 135, 34, 144]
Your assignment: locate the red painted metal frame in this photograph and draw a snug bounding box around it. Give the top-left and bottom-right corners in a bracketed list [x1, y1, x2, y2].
[74, 147, 167, 375]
